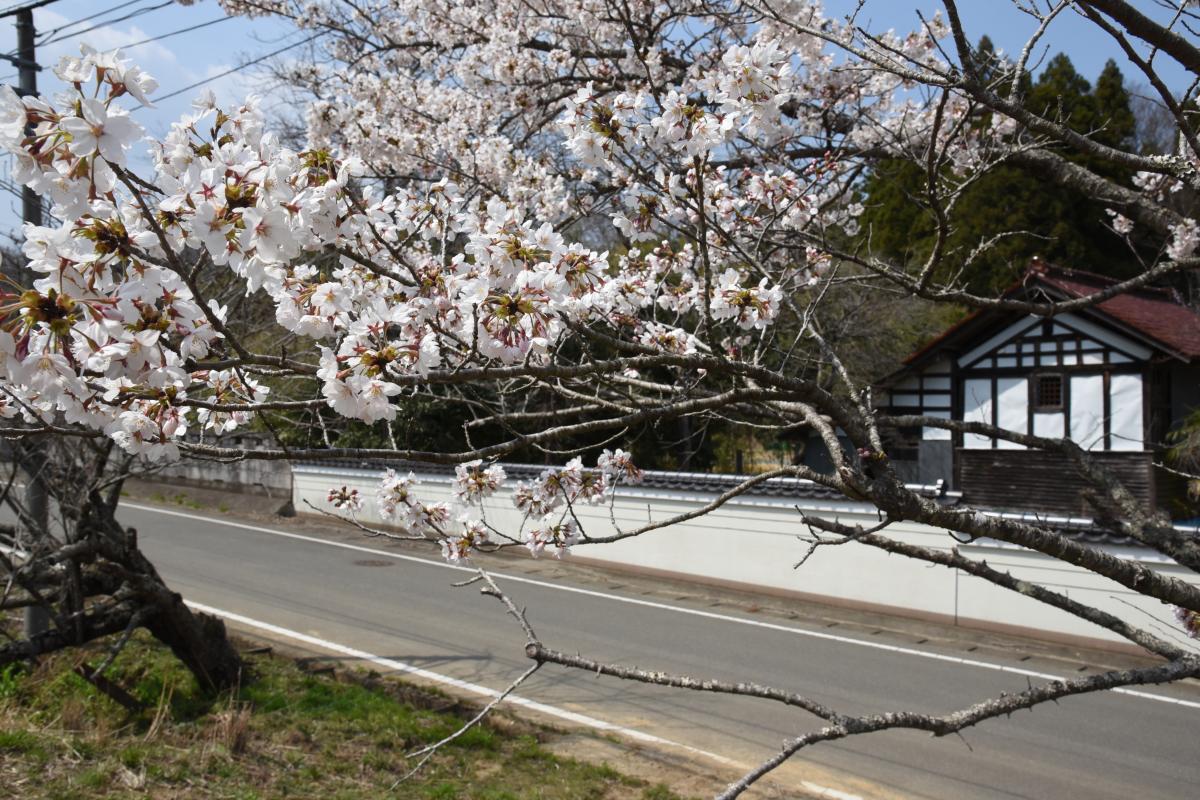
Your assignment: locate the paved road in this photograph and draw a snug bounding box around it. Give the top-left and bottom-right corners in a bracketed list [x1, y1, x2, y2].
[111, 502, 1200, 799]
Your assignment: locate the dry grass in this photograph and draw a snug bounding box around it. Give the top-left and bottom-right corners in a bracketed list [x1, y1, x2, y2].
[209, 701, 252, 755]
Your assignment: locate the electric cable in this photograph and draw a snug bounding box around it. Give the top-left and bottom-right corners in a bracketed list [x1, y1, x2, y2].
[0, 0, 62, 20]
[153, 31, 321, 102]
[34, 0, 141, 42]
[40, 0, 176, 47]
[118, 15, 232, 52]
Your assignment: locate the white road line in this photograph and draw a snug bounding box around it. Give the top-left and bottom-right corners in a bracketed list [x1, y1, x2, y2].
[185, 600, 744, 769]
[124, 502, 1200, 710]
[193, 602, 866, 799]
[1, 538, 861, 798]
[802, 782, 865, 800]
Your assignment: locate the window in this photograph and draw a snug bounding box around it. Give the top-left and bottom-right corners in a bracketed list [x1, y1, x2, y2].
[1033, 374, 1063, 410]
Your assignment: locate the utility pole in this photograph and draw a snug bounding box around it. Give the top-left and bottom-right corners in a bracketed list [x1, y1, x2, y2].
[6, 1, 50, 642]
[16, 6, 40, 231]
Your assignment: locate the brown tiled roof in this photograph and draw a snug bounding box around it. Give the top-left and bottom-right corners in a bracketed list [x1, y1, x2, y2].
[1031, 264, 1200, 359]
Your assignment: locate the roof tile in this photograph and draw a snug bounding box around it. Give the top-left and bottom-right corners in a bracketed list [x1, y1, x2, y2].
[1034, 265, 1200, 359]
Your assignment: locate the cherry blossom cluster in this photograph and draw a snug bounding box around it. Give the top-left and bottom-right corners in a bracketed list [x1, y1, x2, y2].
[1167, 219, 1200, 261]
[211, 0, 1199, 289]
[1176, 606, 1200, 639]
[526, 520, 580, 559]
[454, 459, 508, 504]
[510, 450, 644, 558]
[513, 458, 610, 516]
[326, 450, 642, 562]
[377, 469, 452, 534]
[10, 4, 1189, 575]
[0, 48, 259, 459]
[513, 450, 644, 557]
[327, 485, 362, 511]
[209, 0, 961, 289]
[370, 469, 492, 564]
[0, 0, 975, 463]
[0, 43, 792, 460]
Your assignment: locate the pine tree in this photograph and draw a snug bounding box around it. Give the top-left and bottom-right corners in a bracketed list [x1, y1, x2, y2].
[1028, 53, 1094, 128]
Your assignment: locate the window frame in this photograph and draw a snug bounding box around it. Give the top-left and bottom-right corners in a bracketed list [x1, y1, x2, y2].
[1031, 372, 1065, 412]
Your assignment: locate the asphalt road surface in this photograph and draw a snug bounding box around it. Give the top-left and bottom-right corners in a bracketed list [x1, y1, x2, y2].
[103, 502, 1200, 799]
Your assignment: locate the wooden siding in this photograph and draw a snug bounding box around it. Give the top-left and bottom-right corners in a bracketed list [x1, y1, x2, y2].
[956, 449, 1156, 516]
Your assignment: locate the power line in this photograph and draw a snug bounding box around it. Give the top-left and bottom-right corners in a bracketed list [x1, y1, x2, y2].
[34, 0, 142, 42]
[40, 0, 176, 47]
[4, 0, 188, 61]
[0, 0, 60, 20]
[154, 32, 322, 102]
[118, 15, 232, 52]
[0, 0, 58, 67]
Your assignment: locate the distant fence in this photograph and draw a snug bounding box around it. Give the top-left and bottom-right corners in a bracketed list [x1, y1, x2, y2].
[292, 462, 1200, 653]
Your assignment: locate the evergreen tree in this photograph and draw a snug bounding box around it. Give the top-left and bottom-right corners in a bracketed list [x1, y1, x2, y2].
[1092, 60, 1136, 150]
[1027, 53, 1094, 127]
[858, 50, 1140, 293]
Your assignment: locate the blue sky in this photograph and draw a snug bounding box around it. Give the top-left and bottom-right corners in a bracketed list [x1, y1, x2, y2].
[0, 0, 1189, 242]
[825, 1, 1190, 90]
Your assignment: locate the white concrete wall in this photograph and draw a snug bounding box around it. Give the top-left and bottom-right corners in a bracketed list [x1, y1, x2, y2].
[293, 464, 1200, 651]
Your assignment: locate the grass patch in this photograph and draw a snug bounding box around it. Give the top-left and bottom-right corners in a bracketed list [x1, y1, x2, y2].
[0, 627, 687, 799]
[145, 491, 204, 510]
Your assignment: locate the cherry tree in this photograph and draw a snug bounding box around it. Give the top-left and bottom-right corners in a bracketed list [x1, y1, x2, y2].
[2, 1, 1200, 795]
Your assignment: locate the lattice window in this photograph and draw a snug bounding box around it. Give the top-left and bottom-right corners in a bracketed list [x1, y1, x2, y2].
[1033, 374, 1063, 410]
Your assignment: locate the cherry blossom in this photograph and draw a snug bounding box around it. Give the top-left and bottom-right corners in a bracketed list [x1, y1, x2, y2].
[60, 99, 141, 164]
[327, 485, 363, 511]
[526, 520, 580, 559]
[454, 460, 508, 504]
[1167, 219, 1200, 261]
[598, 449, 644, 485]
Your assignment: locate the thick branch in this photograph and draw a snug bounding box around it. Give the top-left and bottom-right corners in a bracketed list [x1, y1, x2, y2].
[717, 656, 1200, 799]
[525, 643, 843, 722]
[801, 515, 1186, 659]
[1079, 0, 1200, 75]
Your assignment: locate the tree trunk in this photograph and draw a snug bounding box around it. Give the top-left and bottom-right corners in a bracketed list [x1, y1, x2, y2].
[3, 440, 244, 695]
[144, 595, 244, 693]
[107, 526, 245, 693]
[20, 449, 51, 639]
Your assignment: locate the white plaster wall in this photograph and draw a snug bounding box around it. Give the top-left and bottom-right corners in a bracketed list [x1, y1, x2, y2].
[293, 465, 1200, 650]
